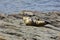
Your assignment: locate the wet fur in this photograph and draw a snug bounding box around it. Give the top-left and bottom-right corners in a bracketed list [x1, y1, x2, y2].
[23, 17, 49, 26]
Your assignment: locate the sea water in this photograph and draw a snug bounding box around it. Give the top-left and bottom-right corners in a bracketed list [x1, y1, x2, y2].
[0, 0, 60, 14]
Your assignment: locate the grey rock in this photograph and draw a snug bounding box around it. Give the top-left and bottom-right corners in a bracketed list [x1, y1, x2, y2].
[0, 11, 60, 40]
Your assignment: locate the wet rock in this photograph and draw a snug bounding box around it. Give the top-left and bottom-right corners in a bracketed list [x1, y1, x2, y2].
[0, 14, 7, 20]
[20, 10, 35, 17]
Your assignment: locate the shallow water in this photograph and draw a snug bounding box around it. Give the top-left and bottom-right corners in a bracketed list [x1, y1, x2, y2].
[0, 0, 60, 14]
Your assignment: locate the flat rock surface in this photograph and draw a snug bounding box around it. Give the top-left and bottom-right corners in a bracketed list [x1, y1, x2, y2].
[0, 10, 60, 40]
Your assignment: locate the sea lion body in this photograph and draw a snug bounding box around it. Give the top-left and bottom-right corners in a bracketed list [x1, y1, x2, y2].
[23, 16, 48, 26]
[23, 17, 33, 25]
[34, 21, 46, 26]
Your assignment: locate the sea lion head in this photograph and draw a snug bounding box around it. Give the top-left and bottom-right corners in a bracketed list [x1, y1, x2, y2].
[23, 17, 33, 25]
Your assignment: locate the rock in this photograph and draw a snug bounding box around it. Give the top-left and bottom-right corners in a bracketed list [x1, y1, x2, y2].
[54, 12, 60, 16]
[20, 10, 35, 17]
[45, 24, 55, 27]
[0, 11, 60, 40]
[55, 36, 60, 40]
[0, 14, 7, 20]
[45, 24, 60, 31]
[56, 17, 60, 22]
[0, 36, 6, 40]
[8, 14, 23, 19]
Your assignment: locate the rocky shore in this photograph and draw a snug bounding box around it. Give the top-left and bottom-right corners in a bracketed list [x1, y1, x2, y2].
[0, 10, 60, 40]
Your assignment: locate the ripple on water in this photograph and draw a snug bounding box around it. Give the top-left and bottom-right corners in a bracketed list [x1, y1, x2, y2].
[0, 0, 60, 14]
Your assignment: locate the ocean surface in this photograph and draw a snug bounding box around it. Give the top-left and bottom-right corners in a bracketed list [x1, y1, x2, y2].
[0, 0, 60, 14]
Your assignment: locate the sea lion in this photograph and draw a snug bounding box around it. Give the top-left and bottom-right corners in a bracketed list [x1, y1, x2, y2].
[23, 16, 49, 26]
